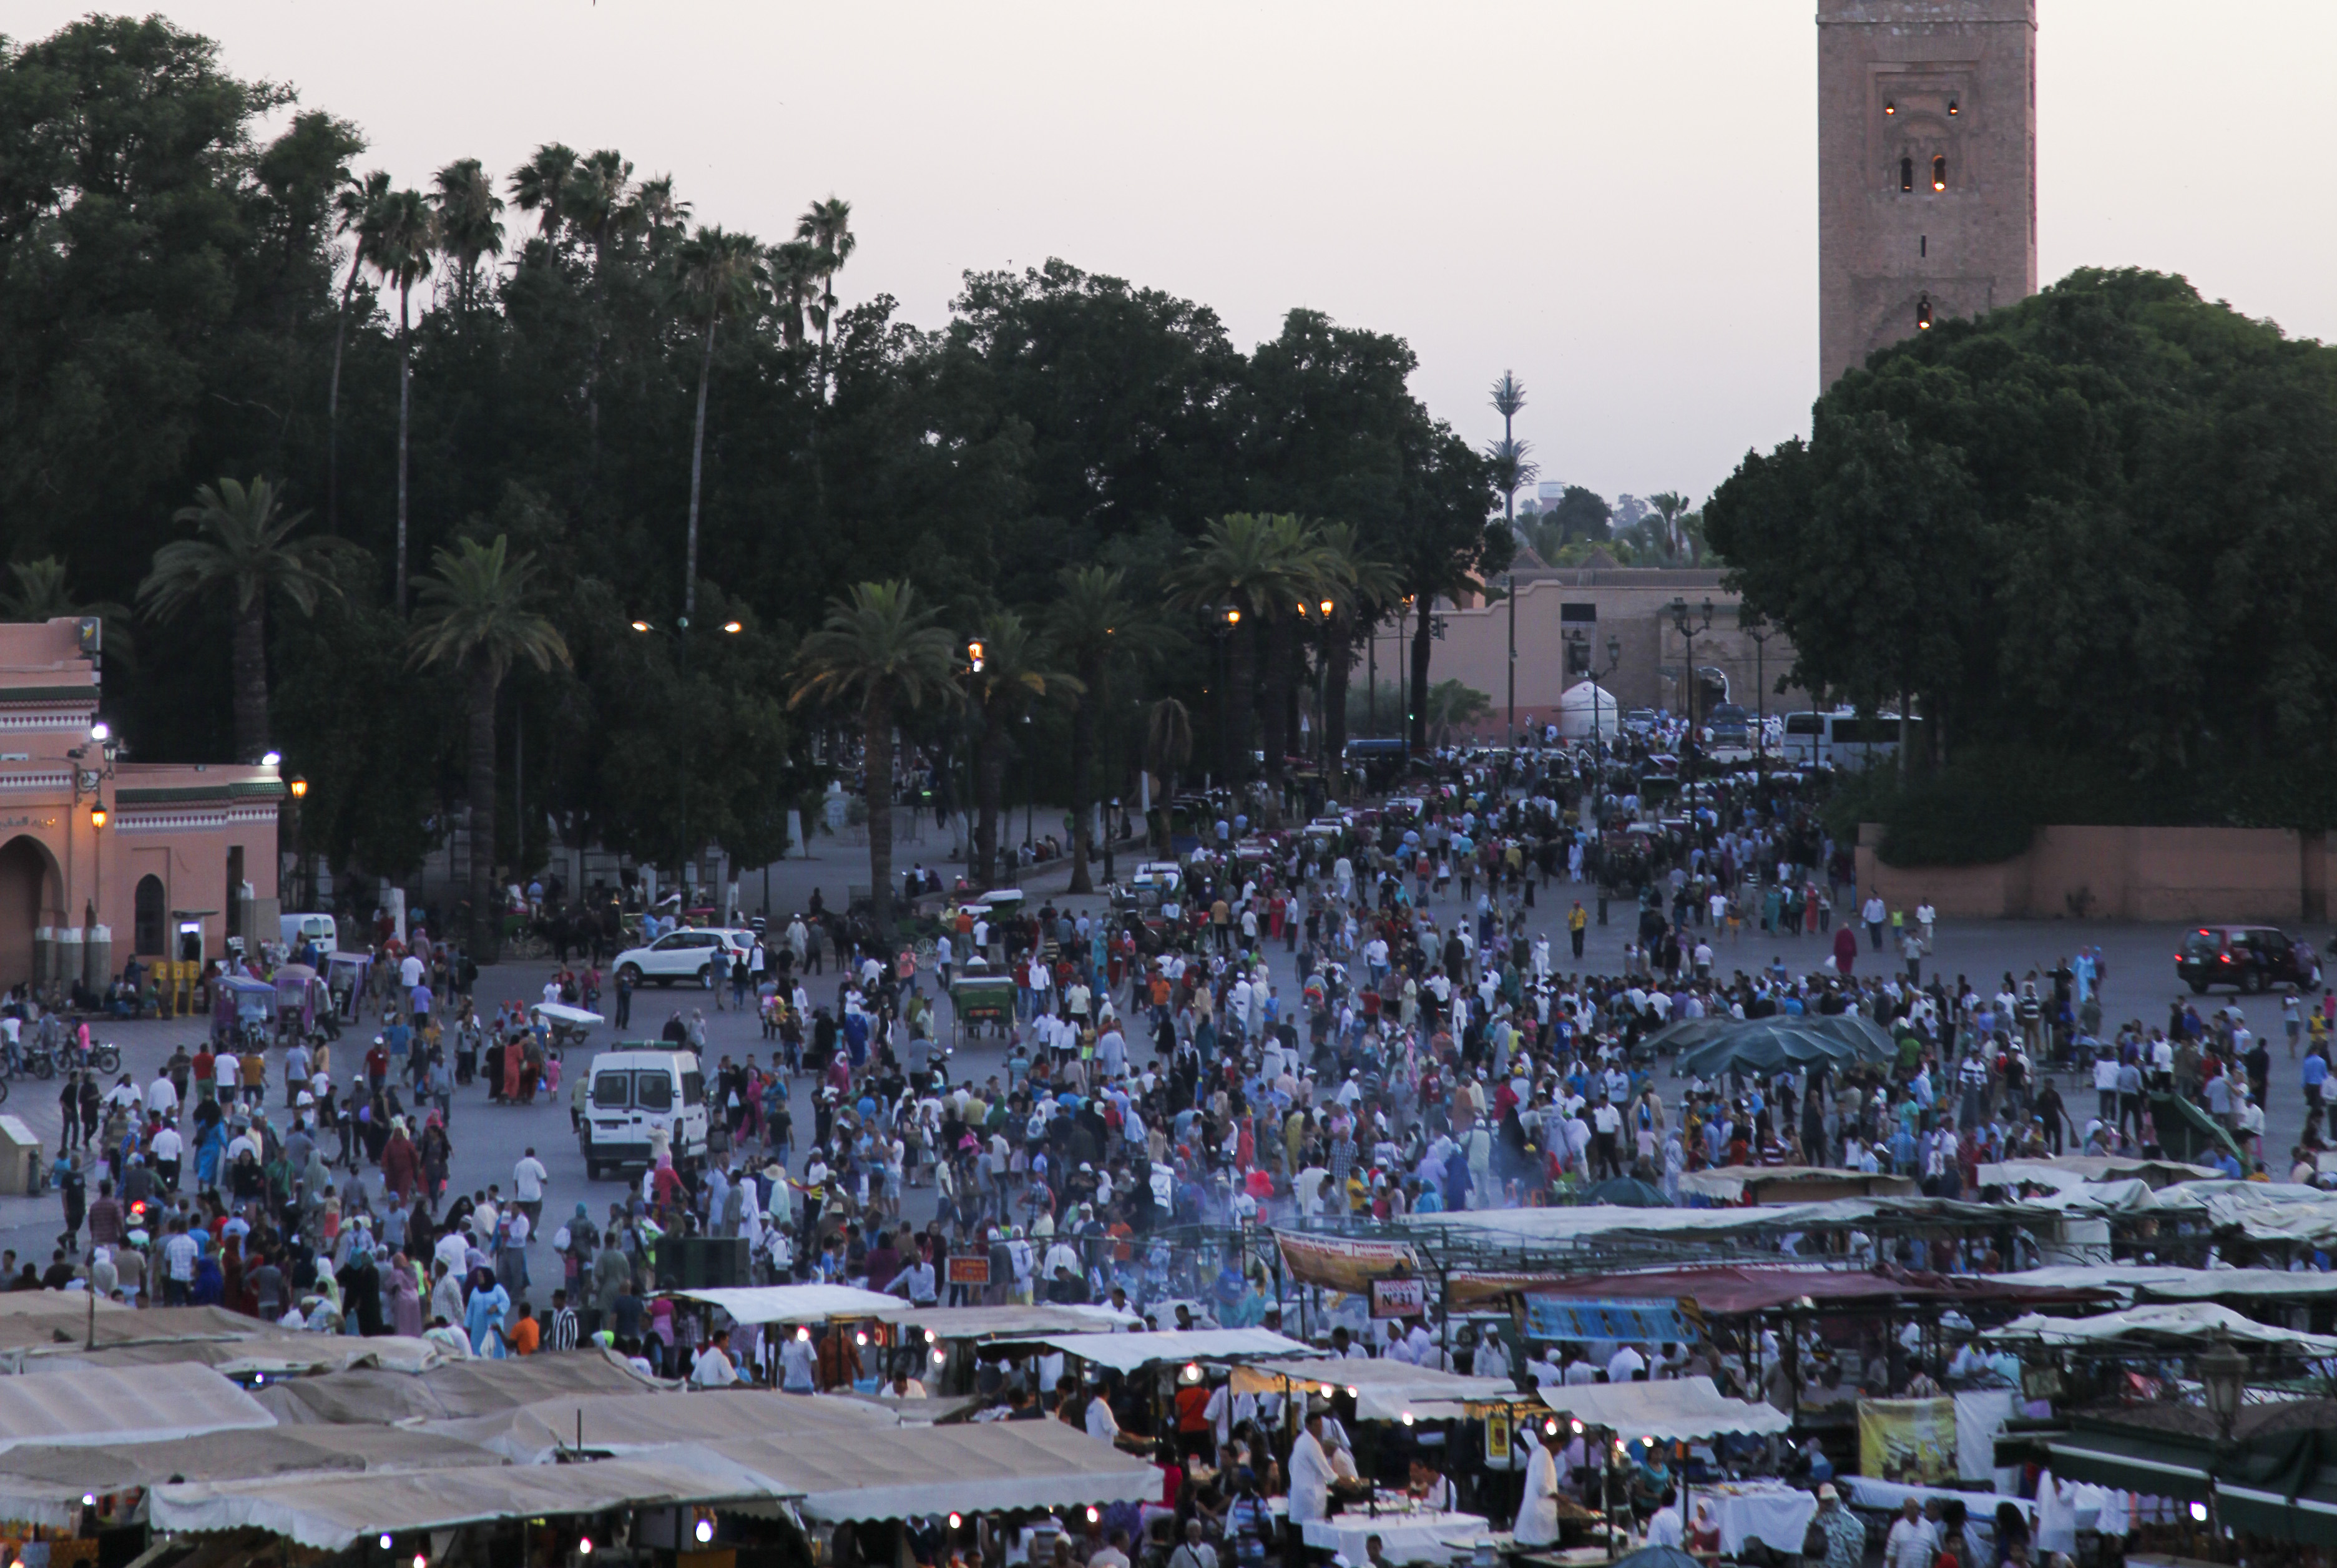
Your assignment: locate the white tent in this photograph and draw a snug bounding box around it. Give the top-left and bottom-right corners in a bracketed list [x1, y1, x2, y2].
[419, 1389, 889, 1464]
[150, 1452, 786, 1551]
[1031, 1328, 1319, 1373]
[1230, 1358, 1514, 1423]
[1536, 1376, 1793, 1440]
[0, 1362, 275, 1453]
[1553, 680, 1620, 740]
[707, 1423, 1160, 1522]
[1998, 1301, 2337, 1356]
[676, 1284, 904, 1323]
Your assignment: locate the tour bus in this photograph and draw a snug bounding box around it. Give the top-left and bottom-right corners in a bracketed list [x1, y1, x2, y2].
[1780, 710, 1919, 768]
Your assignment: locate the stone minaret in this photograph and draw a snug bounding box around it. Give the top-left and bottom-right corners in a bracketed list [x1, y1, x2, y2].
[1818, 0, 2037, 387]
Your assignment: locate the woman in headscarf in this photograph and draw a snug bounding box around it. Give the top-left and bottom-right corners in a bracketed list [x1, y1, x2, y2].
[464, 1266, 511, 1358]
[342, 1232, 386, 1336]
[220, 1233, 246, 1316]
[381, 1117, 420, 1202]
[385, 1250, 424, 1337]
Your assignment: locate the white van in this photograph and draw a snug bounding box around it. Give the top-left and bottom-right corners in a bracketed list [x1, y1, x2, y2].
[579, 1049, 709, 1178]
[280, 913, 339, 955]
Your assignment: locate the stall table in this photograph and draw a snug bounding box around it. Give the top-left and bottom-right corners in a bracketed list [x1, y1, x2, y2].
[1301, 1509, 1491, 1564]
[1698, 1481, 1817, 1556]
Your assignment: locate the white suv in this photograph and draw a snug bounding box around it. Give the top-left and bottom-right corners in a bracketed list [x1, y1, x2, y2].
[612, 927, 757, 989]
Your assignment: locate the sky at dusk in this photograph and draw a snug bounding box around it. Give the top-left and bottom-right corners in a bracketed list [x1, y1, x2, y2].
[17, 0, 2332, 506]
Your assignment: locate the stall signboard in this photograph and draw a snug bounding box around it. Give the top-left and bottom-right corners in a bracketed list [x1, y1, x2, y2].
[1858, 1396, 1957, 1484]
[1522, 1295, 1693, 1344]
[1369, 1277, 1429, 1320]
[946, 1255, 991, 1286]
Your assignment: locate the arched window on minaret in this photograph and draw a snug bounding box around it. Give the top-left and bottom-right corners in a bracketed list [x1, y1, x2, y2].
[1933, 155, 1948, 191]
[1900, 157, 1914, 193]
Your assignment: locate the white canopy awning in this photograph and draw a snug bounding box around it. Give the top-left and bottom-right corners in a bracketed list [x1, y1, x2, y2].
[2002, 1266, 2337, 1303]
[1032, 1328, 1320, 1373]
[677, 1285, 906, 1323]
[151, 1452, 786, 1551]
[0, 1427, 485, 1529]
[1536, 1376, 1792, 1440]
[0, 1361, 275, 1452]
[707, 1422, 1160, 1522]
[1998, 1301, 2337, 1356]
[1230, 1358, 1514, 1423]
[421, 1389, 889, 1464]
[863, 1304, 1138, 1338]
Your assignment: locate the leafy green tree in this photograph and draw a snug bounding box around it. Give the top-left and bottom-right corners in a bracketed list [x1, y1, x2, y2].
[1423, 678, 1493, 747]
[1710, 267, 2337, 812]
[789, 582, 959, 931]
[1169, 513, 1326, 788]
[407, 534, 572, 958]
[139, 478, 353, 762]
[1144, 697, 1193, 846]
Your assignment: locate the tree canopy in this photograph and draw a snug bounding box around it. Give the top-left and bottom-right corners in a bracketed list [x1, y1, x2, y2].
[1706, 267, 2337, 850]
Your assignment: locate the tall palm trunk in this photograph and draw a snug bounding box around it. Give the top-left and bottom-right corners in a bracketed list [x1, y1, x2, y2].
[1068, 656, 1100, 895]
[863, 692, 896, 934]
[326, 253, 363, 534]
[1227, 620, 1257, 782]
[1408, 601, 1433, 755]
[1324, 620, 1353, 780]
[467, 661, 501, 961]
[1258, 617, 1293, 821]
[974, 717, 1008, 889]
[230, 602, 270, 763]
[395, 280, 413, 615]
[685, 316, 716, 620]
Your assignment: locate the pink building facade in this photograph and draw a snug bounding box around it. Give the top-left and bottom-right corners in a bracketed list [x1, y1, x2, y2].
[0, 619, 282, 996]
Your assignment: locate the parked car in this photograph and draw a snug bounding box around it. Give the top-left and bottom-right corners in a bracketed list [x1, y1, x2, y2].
[2175, 925, 2322, 994]
[612, 926, 758, 988]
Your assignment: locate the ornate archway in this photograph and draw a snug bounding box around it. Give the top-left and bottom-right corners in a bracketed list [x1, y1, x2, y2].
[0, 835, 63, 993]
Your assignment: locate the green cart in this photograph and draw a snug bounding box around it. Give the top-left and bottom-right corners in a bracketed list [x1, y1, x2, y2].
[949, 966, 1016, 1045]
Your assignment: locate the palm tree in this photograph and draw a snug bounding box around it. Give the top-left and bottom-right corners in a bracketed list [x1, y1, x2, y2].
[564, 150, 639, 453]
[1048, 566, 1168, 893]
[767, 240, 820, 351]
[788, 582, 960, 933]
[1144, 697, 1192, 850]
[795, 196, 855, 391]
[1648, 491, 1693, 558]
[430, 158, 505, 314]
[674, 227, 765, 622]
[407, 535, 572, 961]
[1313, 521, 1400, 773]
[326, 169, 389, 534]
[139, 478, 352, 762]
[630, 175, 692, 250]
[1168, 513, 1330, 800]
[0, 559, 136, 667]
[1487, 371, 1536, 523]
[964, 610, 1082, 890]
[368, 188, 434, 614]
[507, 143, 579, 243]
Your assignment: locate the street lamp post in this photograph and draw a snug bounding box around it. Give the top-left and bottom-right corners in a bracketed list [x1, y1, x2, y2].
[1588, 635, 1622, 926]
[1504, 570, 1517, 750]
[632, 614, 743, 893]
[1743, 614, 1776, 789]
[2199, 1325, 2250, 1542]
[1668, 595, 1715, 798]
